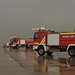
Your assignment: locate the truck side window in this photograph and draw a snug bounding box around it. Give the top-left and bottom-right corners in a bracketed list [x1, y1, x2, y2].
[10, 38, 15, 42]
[34, 33, 40, 39]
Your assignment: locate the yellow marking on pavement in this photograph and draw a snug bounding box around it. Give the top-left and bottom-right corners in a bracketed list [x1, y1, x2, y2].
[66, 61, 70, 67]
[48, 60, 69, 67]
[26, 51, 36, 57]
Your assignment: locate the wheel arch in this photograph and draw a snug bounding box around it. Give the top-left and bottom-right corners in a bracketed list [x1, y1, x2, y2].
[37, 44, 46, 51]
[67, 44, 75, 51]
[28, 44, 33, 47]
[67, 44, 75, 56]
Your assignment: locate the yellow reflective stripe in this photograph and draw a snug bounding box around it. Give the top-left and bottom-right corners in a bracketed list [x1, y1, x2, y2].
[34, 36, 46, 45]
[60, 32, 75, 34]
[41, 39, 46, 44]
[34, 42, 39, 44]
[42, 36, 46, 44]
[40, 36, 46, 44]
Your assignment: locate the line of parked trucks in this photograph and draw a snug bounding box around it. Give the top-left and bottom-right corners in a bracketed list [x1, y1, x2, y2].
[9, 27, 75, 57]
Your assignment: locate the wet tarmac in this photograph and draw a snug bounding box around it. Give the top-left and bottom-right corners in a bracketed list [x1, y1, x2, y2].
[0, 47, 75, 75]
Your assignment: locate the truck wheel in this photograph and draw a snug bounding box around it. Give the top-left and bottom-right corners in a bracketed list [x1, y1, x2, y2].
[68, 47, 75, 56]
[46, 50, 53, 55]
[38, 47, 45, 56]
[16, 45, 19, 49]
[29, 45, 33, 49]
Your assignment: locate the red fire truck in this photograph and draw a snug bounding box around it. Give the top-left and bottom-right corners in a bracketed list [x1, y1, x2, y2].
[25, 38, 33, 49]
[32, 27, 75, 57]
[10, 36, 33, 49]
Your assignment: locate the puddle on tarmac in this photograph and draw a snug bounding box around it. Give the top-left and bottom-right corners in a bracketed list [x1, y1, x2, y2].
[3, 48, 75, 75]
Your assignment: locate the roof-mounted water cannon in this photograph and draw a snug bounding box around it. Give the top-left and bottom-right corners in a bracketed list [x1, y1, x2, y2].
[32, 27, 46, 31]
[32, 27, 40, 31]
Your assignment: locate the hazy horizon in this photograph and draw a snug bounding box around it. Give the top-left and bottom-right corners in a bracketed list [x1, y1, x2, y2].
[0, 0, 75, 43]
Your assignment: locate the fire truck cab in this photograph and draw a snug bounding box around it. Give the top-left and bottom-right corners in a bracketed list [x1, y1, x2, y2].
[10, 36, 33, 49]
[33, 27, 75, 57]
[10, 36, 26, 49]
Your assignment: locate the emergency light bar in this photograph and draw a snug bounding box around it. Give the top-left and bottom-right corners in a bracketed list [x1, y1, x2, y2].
[32, 28, 40, 31]
[9, 36, 17, 39]
[32, 27, 46, 31]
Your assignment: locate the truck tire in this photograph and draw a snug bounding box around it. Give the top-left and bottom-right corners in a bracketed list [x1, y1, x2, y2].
[38, 47, 45, 56]
[46, 50, 53, 55]
[16, 45, 19, 49]
[68, 47, 75, 56]
[29, 45, 33, 49]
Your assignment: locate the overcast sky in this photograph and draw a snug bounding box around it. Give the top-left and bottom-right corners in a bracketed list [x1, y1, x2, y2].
[0, 0, 75, 43]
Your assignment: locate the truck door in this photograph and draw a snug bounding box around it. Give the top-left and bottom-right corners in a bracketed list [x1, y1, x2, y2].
[34, 32, 46, 45]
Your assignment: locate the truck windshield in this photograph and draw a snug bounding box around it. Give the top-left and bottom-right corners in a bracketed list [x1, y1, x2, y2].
[10, 38, 15, 42]
[34, 33, 40, 39]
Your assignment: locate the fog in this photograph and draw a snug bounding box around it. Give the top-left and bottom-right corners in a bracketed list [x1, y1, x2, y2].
[0, 0, 75, 43]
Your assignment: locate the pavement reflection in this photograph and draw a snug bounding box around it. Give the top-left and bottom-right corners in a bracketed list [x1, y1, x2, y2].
[3, 48, 75, 75]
